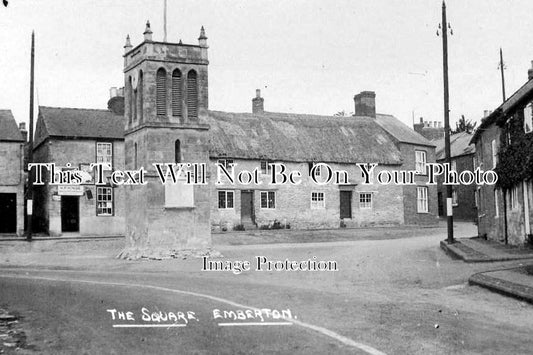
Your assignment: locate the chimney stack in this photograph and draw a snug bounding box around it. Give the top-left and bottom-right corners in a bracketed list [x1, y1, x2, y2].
[19, 122, 27, 142]
[252, 89, 264, 114]
[353, 91, 376, 118]
[528, 61, 533, 81]
[109, 87, 118, 99]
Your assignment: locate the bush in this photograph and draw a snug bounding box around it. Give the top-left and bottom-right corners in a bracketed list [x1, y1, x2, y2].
[233, 224, 245, 231]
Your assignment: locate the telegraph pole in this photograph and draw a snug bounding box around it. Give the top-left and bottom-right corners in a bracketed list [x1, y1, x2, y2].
[499, 48, 506, 102]
[27, 31, 35, 241]
[441, 1, 454, 243]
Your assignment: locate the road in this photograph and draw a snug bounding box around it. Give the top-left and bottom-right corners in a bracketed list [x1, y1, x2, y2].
[1, 223, 533, 354]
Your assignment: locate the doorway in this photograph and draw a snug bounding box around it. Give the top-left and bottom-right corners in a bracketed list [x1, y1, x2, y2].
[0, 193, 17, 233]
[61, 196, 79, 232]
[340, 191, 352, 219]
[240, 191, 254, 226]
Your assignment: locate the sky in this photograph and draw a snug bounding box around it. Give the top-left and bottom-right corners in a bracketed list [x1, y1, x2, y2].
[1, 0, 533, 132]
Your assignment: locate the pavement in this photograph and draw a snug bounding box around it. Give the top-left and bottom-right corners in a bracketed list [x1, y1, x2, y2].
[441, 237, 533, 304]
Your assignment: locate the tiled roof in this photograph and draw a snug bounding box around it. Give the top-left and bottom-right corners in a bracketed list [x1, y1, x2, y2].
[35, 106, 124, 147]
[207, 111, 403, 165]
[375, 114, 435, 147]
[0, 110, 23, 142]
[433, 132, 475, 160]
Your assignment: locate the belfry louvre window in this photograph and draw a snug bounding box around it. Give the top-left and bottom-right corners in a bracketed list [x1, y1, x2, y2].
[156, 68, 167, 116]
[172, 69, 182, 117]
[187, 70, 198, 119]
[96, 187, 113, 216]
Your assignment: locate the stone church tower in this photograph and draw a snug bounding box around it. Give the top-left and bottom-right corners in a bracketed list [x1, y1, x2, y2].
[119, 22, 212, 259]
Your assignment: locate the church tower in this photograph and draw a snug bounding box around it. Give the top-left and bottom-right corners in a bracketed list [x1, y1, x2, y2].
[119, 22, 211, 259]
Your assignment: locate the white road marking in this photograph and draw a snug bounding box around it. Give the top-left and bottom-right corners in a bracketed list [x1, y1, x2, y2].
[218, 322, 292, 327]
[0, 273, 387, 355]
[113, 324, 186, 328]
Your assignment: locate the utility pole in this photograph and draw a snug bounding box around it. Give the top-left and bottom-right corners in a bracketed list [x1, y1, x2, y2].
[27, 31, 35, 241]
[439, 1, 454, 243]
[499, 47, 506, 102]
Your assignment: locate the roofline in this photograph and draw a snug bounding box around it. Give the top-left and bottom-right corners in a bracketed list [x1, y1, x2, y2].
[436, 151, 475, 161]
[33, 135, 124, 151]
[39, 105, 117, 113]
[208, 155, 403, 166]
[124, 40, 202, 57]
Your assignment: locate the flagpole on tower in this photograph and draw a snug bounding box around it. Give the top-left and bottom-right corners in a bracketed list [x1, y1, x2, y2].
[163, 0, 167, 42]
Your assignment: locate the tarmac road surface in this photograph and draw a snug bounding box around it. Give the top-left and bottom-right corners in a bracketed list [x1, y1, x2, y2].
[1, 222, 533, 354]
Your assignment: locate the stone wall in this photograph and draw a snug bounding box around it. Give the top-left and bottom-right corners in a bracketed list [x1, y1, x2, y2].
[398, 143, 439, 225]
[33, 139, 125, 236]
[210, 159, 405, 232]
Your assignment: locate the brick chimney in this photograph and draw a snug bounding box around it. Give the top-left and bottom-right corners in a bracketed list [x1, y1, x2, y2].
[252, 89, 264, 114]
[19, 122, 27, 142]
[413, 117, 424, 134]
[528, 61, 533, 80]
[353, 91, 376, 118]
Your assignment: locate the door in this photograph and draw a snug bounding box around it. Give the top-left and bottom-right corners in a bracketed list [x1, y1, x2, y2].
[0, 193, 17, 233]
[241, 191, 254, 224]
[61, 196, 79, 232]
[339, 191, 352, 219]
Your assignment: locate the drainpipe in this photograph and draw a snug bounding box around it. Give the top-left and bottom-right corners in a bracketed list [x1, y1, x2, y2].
[503, 188, 508, 245]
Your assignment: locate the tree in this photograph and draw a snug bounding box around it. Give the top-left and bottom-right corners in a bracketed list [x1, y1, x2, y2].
[452, 115, 477, 134]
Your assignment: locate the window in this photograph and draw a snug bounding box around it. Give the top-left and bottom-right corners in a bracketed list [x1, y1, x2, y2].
[491, 139, 497, 168]
[260, 191, 276, 209]
[217, 159, 234, 175]
[475, 189, 479, 208]
[96, 187, 113, 216]
[472, 156, 476, 169]
[156, 68, 167, 116]
[187, 70, 198, 119]
[311, 192, 325, 209]
[309, 162, 322, 177]
[260, 161, 270, 175]
[96, 142, 112, 169]
[417, 186, 428, 213]
[138, 70, 143, 122]
[451, 159, 457, 172]
[525, 103, 533, 133]
[452, 189, 458, 206]
[172, 69, 182, 117]
[359, 192, 372, 209]
[415, 151, 427, 174]
[494, 189, 499, 217]
[510, 186, 519, 210]
[128, 76, 133, 125]
[218, 190, 234, 209]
